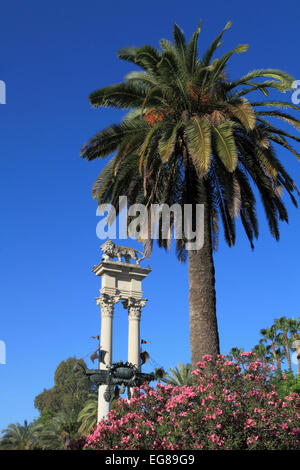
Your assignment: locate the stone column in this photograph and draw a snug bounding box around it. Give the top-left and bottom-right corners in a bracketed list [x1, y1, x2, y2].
[123, 298, 147, 370]
[96, 293, 119, 421]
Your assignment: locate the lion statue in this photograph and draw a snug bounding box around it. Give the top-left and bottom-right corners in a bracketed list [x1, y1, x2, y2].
[100, 240, 145, 265]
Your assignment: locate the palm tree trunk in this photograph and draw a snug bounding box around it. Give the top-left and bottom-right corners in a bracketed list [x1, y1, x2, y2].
[188, 198, 220, 372]
[283, 331, 292, 372]
[271, 340, 282, 373]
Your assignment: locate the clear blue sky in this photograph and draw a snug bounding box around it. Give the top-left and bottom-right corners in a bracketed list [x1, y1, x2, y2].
[0, 0, 300, 430]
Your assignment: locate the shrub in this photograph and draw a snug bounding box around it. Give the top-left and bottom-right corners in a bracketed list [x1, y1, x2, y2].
[271, 371, 300, 398]
[85, 354, 300, 450]
[68, 437, 87, 450]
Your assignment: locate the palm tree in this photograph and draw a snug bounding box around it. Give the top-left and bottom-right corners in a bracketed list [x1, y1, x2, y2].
[274, 316, 294, 371]
[77, 395, 98, 434]
[275, 331, 292, 372]
[154, 367, 166, 384]
[0, 420, 40, 450]
[38, 410, 80, 450]
[81, 20, 300, 370]
[228, 347, 244, 365]
[77, 389, 127, 434]
[260, 326, 282, 372]
[162, 363, 193, 386]
[253, 340, 273, 367]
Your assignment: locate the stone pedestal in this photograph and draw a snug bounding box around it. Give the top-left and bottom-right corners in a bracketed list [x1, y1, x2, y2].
[92, 260, 151, 421]
[92, 261, 151, 299]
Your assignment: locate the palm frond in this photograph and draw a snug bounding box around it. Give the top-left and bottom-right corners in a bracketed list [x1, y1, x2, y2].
[213, 121, 237, 172]
[228, 98, 256, 130]
[201, 20, 232, 66]
[185, 117, 211, 175]
[185, 20, 202, 73]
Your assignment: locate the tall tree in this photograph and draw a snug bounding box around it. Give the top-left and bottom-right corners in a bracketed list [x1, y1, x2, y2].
[252, 340, 273, 368]
[0, 421, 40, 450]
[37, 410, 80, 450]
[274, 316, 293, 371]
[34, 357, 96, 416]
[81, 21, 300, 369]
[260, 326, 282, 372]
[228, 347, 244, 365]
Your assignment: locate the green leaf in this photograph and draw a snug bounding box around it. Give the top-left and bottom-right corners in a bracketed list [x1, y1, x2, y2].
[139, 122, 163, 172]
[228, 98, 256, 130]
[117, 46, 138, 64]
[213, 122, 237, 172]
[229, 69, 295, 91]
[256, 110, 300, 131]
[89, 82, 149, 109]
[186, 20, 202, 73]
[159, 38, 174, 52]
[81, 119, 148, 160]
[173, 23, 187, 60]
[185, 117, 212, 174]
[135, 45, 162, 73]
[251, 100, 300, 111]
[201, 20, 232, 66]
[158, 122, 182, 162]
[92, 157, 116, 199]
[210, 44, 248, 81]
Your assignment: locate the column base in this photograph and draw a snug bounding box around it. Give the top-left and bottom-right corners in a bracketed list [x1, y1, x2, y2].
[97, 384, 111, 422]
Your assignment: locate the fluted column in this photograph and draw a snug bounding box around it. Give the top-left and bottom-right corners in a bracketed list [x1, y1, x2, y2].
[96, 293, 119, 421]
[123, 298, 147, 370]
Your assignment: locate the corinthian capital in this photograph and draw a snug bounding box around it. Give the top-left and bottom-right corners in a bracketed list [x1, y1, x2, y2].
[96, 294, 120, 318]
[122, 297, 148, 320]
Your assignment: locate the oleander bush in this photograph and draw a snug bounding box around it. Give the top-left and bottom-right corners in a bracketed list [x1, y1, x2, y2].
[85, 353, 300, 450]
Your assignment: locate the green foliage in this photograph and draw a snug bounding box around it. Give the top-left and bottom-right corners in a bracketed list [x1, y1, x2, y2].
[34, 388, 61, 414]
[36, 408, 56, 427]
[36, 410, 80, 450]
[162, 363, 193, 386]
[271, 371, 300, 399]
[0, 420, 41, 450]
[233, 316, 300, 398]
[85, 355, 300, 450]
[260, 316, 300, 373]
[77, 395, 98, 434]
[81, 19, 300, 260]
[0, 357, 97, 450]
[34, 357, 96, 416]
[1, 315, 299, 450]
[27, 357, 97, 449]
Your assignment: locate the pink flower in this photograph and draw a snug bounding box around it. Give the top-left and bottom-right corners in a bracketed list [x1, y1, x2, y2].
[240, 352, 252, 357]
[247, 436, 259, 445]
[84, 353, 300, 451]
[202, 354, 213, 362]
[244, 419, 256, 429]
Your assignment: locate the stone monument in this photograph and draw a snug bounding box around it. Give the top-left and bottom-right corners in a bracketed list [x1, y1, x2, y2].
[91, 240, 151, 421]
